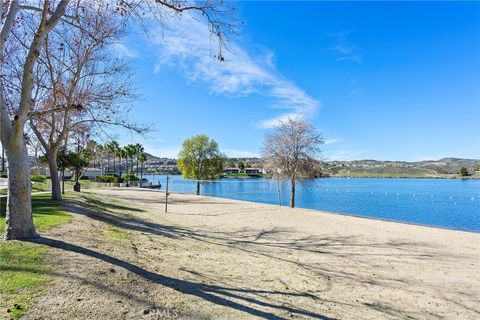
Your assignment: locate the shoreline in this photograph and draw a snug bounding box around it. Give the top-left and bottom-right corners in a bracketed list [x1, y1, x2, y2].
[146, 174, 480, 180]
[138, 187, 480, 235]
[182, 190, 480, 235]
[328, 175, 480, 180]
[28, 187, 477, 319]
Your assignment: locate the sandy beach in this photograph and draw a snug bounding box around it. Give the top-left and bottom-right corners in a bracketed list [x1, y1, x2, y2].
[24, 188, 480, 319]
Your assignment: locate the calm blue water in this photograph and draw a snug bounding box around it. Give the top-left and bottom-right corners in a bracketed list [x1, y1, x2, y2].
[144, 175, 480, 232]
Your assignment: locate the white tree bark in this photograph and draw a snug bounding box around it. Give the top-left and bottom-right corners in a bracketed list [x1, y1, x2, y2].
[3, 134, 36, 239]
[1, 0, 70, 239]
[30, 120, 64, 201]
[47, 148, 62, 201]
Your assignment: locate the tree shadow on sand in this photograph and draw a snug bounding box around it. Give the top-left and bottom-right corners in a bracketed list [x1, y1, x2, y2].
[27, 237, 337, 320]
[62, 199, 463, 288]
[57, 197, 476, 319]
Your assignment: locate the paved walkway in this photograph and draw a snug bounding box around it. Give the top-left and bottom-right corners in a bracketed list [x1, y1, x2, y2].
[0, 191, 53, 198]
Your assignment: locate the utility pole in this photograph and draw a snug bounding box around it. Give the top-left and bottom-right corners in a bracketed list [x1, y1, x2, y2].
[277, 177, 282, 207]
[165, 175, 169, 213]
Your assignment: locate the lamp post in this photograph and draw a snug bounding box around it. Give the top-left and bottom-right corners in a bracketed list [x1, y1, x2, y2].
[1, 142, 4, 175]
[73, 136, 81, 192]
[73, 133, 89, 192]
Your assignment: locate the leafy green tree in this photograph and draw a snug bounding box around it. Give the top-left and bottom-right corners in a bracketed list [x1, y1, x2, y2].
[460, 167, 468, 177]
[40, 148, 89, 194]
[238, 161, 246, 172]
[58, 149, 89, 184]
[177, 135, 225, 195]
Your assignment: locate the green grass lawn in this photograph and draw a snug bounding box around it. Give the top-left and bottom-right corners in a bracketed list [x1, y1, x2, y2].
[0, 193, 72, 233]
[0, 193, 72, 319]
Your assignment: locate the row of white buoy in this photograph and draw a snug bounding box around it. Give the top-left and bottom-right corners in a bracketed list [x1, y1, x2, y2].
[319, 189, 477, 201]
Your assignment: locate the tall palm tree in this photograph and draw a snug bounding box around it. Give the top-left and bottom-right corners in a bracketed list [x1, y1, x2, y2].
[125, 144, 136, 175]
[96, 144, 105, 172]
[122, 146, 129, 175]
[139, 152, 147, 179]
[110, 141, 120, 175]
[85, 140, 98, 168]
[120, 146, 128, 175]
[104, 142, 112, 174]
[134, 143, 144, 176]
[106, 141, 118, 175]
[115, 145, 123, 176]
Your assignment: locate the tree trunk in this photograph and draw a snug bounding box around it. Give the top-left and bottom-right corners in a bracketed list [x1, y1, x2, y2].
[113, 157, 116, 175]
[196, 181, 200, 195]
[47, 149, 62, 201]
[290, 176, 296, 208]
[3, 136, 37, 240]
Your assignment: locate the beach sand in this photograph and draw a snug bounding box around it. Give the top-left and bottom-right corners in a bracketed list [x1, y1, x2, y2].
[23, 188, 480, 319]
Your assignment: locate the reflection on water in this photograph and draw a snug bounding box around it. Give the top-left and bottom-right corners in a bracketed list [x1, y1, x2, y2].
[144, 175, 480, 232]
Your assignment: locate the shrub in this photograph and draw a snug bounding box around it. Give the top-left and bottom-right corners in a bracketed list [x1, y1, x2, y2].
[95, 175, 118, 183]
[123, 174, 140, 182]
[95, 175, 125, 183]
[31, 175, 47, 182]
[460, 167, 468, 177]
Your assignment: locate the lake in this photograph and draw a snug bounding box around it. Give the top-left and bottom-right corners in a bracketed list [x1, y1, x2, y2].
[143, 175, 480, 232]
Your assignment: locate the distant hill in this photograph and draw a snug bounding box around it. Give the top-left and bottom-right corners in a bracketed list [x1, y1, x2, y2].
[127, 154, 480, 178]
[326, 158, 480, 178]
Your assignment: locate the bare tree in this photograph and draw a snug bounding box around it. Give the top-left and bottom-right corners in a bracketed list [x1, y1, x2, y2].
[25, 2, 138, 201]
[0, 0, 236, 240]
[262, 118, 324, 208]
[0, 0, 70, 239]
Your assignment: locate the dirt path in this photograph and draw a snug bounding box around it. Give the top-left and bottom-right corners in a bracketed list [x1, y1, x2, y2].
[23, 188, 480, 320]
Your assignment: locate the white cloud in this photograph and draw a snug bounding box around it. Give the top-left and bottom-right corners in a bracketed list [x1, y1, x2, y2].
[335, 55, 362, 63]
[149, 15, 320, 128]
[322, 138, 364, 161]
[324, 138, 342, 145]
[328, 31, 362, 63]
[111, 42, 138, 59]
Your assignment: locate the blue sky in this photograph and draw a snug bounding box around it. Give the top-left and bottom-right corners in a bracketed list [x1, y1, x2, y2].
[111, 1, 480, 161]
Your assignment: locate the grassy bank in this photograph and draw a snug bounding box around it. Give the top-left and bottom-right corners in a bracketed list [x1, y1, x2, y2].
[0, 193, 72, 319]
[221, 173, 268, 178]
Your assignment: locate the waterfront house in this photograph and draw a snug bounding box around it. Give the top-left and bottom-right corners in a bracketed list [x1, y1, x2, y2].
[224, 167, 240, 174]
[245, 168, 261, 175]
